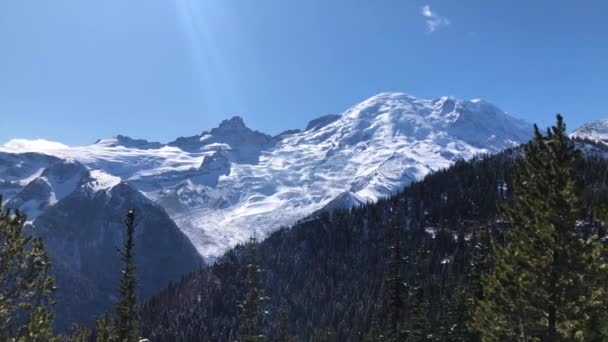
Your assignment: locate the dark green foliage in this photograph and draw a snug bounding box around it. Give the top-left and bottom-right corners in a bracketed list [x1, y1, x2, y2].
[275, 306, 295, 342]
[385, 221, 404, 341]
[366, 319, 383, 341]
[16, 306, 59, 342]
[239, 237, 265, 342]
[139, 135, 608, 341]
[439, 284, 470, 342]
[0, 198, 57, 341]
[115, 210, 139, 342]
[94, 314, 118, 342]
[406, 241, 431, 342]
[66, 325, 91, 342]
[471, 115, 608, 341]
[406, 285, 430, 342]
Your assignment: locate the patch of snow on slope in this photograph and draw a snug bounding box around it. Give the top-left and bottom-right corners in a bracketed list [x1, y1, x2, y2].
[88, 170, 122, 191]
[4, 159, 89, 219]
[18, 167, 45, 186]
[41, 159, 88, 204]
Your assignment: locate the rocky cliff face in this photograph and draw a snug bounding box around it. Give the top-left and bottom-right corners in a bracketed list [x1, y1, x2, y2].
[0, 154, 201, 329]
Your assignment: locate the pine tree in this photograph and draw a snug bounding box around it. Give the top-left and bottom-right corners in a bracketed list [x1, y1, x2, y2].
[17, 306, 59, 342]
[275, 306, 292, 342]
[471, 115, 608, 340]
[115, 210, 139, 342]
[467, 227, 491, 305]
[406, 285, 431, 342]
[440, 284, 469, 342]
[95, 314, 118, 342]
[386, 222, 404, 341]
[239, 236, 263, 342]
[67, 325, 91, 342]
[366, 319, 384, 341]
[406, 240, 431, 342]
[0, 199, 57, 341]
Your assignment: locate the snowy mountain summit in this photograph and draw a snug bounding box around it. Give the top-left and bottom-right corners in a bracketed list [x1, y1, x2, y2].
[0, 92, 532, 260]
[571, 119, 608, 144]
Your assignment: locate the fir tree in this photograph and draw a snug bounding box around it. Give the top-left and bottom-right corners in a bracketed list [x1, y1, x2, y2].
[366, 319, 384, 341]
[17, 306, 59, 342]
[386, 222, 404, 341]
[0, 198, 57, 341]
[406, 240, 431, 342]
[471, 115, 608, 340]
[95, 314, 118, 342]
[406, 284, 431, 342]
[439, 284, 469, 342]
[67, 325, 91, 342]
[239, 236, 263, 342]
[467, 227, 491, 304]
[115, 210, 139, 342]
[275, 306, 292, 342]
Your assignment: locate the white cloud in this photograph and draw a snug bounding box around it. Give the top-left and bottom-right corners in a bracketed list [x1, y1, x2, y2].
[420, 5, 450, 33]
[2, 139, 70, 152]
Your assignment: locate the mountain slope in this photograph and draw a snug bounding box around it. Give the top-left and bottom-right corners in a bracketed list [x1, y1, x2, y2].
[158, 93, 531, 259]
[0, 152, 202, 329]
[0, 92, 532, 260]
[571, 118, 608, 143]
[33, 173, 202, 329]
[5, 159, 87, 219]
[139, 148, 608, 341]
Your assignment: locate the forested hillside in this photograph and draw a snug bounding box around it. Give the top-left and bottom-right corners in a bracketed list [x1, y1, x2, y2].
[140, 132, 608, 341]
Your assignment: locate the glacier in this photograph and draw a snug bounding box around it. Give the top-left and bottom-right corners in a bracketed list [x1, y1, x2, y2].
[0, 92, 533, 260]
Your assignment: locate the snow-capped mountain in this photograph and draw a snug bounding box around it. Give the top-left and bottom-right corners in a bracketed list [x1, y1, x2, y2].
[0, 92, 533, 260]
[34, 174, 201, 328]
[0, 153, 201, 328]
[571, 119, 608, 144]
[95, 135, 164, 150]
[5, 159, 87, 220]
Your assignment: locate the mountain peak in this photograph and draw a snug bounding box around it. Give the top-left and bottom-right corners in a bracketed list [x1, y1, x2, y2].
[366, 92, 418, 102]
[214, 116, 248, 132]
[305, 114, 341, 131]
[571, 119, 608, 143]
[95, 135, 163, 150]
[2, 91, 534, 261]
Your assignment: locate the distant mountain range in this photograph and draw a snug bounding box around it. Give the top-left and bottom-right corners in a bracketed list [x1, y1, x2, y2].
[0, 93, 534, 260]
[2, 92, 605, 328]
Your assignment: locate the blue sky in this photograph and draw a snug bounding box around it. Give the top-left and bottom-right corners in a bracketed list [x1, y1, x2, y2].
[1, 0, 607, 145]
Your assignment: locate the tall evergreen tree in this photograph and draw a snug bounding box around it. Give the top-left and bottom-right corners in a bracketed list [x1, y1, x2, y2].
[467, 227, 491, 305]
[0, 199, 57, 341]
[386, 222, 404, 341]
[406, 240, 431, 342]
[439, 284, 470, 342]
[366, 318, 384, 342]
[275, 306, 289, 342]
[239, 236, 263, 342]
[95, 314, 118, 342]
[115, 210, 139, 342]
[471, 115, 608, 341]
[67, 325, 91, 342]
